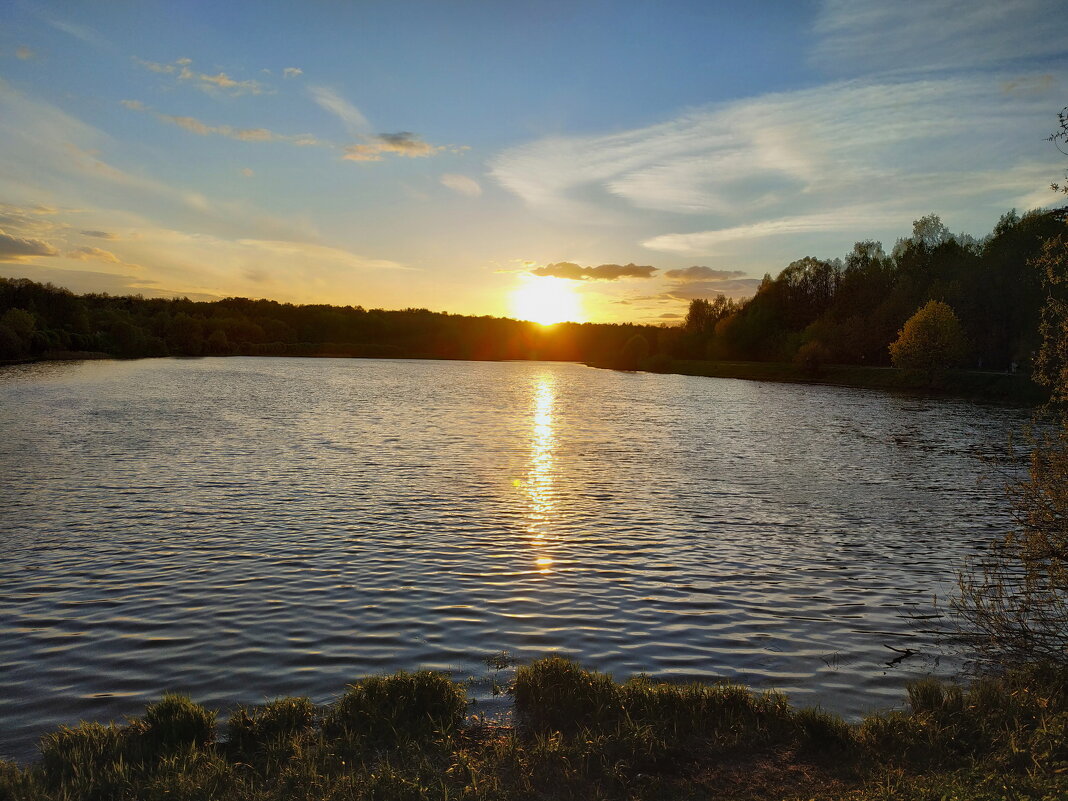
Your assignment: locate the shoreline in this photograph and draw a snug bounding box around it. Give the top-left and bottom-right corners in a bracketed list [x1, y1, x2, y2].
[3, 351, 1049, 405]
[594, 357, 1050, 405]
[2, 657, 1064, 800]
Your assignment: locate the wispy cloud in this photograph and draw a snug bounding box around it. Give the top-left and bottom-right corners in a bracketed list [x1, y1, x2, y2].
[663, 266, 745, 281]
[122, 100, 321, 146]
[0, 80, 319, 243]
[0, 229, 59, 261]
[311, 85, 460, 163]
[440, 173, 482, 197]
[69, 245, 118, 262]
[41, 15, 109, 49]
[134, 57, 268, 95]
[660, 279, 762, 301]
[309, 85, 373, 136]
[644, 210, 892, 255]
[812, 0, 1066, 76]
[531, 262, 657, 281]
[492, 73, 1060, 246]
[343, 133, 445, 161]
[283, 67, 303, 79]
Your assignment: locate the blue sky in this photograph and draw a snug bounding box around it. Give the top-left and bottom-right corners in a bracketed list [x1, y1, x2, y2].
[0, 0, 1064, 322]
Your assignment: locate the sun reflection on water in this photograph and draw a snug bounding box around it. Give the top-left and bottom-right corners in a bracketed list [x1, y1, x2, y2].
[524, 374, 556, 573]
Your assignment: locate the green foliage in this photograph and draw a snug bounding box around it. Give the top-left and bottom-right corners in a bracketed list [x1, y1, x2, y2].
[794, 339, 831, 377]
[1033, 232, 1068, 403]
[0, 276, 671, 366]
[3, 664, 1068, 800]
[135, 694, 216, 755]
[956, 427, 1068, 667]
[616, 333, 649, 370]
[322, 671, 467, 744]
[226, 696, 317, 756]
[889, 300, 968, 376]
[514, 656, 794, 749]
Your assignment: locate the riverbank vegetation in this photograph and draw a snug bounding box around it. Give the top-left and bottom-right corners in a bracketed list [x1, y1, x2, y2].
[1, 657, 1065, 801]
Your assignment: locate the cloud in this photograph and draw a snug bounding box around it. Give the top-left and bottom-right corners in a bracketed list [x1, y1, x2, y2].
[0, 264, 217, 300]
[67, 245, 122, 264]
[0, 81, 320, 244]
[492, 71, 1060, 251]
[311, 86, 458, 163]
[343, 133, 444, 161]
[42, 15, 109, 48]
[16, 46, 34, 60]
[0, 229, 59, 261]
[283, 67, 303, 78]
[663, 266, 746, 281]
[134, 57, 175, 74]
[80, 229, 117, 239]
[661, 279, 763, 301]
[440, 173, 482, 197]
[134, 57, 267, 95]
[644, 210, 893, 255]
[812, 0, 1066, 76]
[531, 262, 657, 281]
[309, 85, 373, 137]
[130, 104, 321, 146]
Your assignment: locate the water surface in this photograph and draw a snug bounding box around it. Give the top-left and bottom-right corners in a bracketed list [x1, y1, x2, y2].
[0, 357, 1028, 760]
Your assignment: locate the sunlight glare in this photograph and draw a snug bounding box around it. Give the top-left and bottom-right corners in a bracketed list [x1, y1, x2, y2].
[510, 277, 582, 325]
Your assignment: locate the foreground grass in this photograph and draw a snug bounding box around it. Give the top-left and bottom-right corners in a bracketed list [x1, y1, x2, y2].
[607, 358, 1049, 404]
[1, 658, 1066, 801]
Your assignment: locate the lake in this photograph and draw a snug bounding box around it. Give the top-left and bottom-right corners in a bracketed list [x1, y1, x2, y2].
[0, 357, 1030, 761]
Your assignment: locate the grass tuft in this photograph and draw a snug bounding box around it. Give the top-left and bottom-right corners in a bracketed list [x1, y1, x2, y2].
[135, 694, 216, 756]
[226, 696, 317, 757]
[322, 671, 467, 745]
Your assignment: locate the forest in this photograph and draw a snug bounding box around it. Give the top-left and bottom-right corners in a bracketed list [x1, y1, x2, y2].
[1, 207, 1065, 374]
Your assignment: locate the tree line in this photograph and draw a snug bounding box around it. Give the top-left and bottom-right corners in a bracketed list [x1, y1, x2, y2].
[676, 208, 1067, 373]
[0, 279, 667, 366]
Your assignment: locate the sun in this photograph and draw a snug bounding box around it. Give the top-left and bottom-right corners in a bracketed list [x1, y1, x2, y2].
[510, 277, 583, 325]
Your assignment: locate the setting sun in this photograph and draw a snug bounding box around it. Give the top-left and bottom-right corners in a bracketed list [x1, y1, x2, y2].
[510, 277, 583, 325]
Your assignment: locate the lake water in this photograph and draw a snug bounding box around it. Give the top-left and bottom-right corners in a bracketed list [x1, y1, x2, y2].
[0, 357, 1030, 761]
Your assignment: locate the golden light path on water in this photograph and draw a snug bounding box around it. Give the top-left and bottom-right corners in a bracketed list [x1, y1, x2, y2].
[522, 373, 556, 574]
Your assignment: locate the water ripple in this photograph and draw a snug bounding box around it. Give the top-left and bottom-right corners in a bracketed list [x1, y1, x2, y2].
[0, 357, 1029, 761]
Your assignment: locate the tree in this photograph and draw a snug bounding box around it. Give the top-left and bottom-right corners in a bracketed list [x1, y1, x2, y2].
[1033, 233, 1068, 403]
[617, 333, 649, 371]
[955, 433, 1068, 667]
[953, 119, 1068, 667]
[889, 300, 967, 377]
[1050, 105, 1068, 194]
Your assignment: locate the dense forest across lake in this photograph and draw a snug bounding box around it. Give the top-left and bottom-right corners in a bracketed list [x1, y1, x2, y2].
[1, 208, 1065, 373]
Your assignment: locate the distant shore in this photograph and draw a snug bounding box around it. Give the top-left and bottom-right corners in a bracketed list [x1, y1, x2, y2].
[591, 357, 1050, 405]
[4, 351, 1048, 405]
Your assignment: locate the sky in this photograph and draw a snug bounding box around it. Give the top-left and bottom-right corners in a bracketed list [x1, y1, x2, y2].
[0, 0, 1064, 324]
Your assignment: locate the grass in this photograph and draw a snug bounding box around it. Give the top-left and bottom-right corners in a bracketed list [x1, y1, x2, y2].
[603, 357, 1050, 404]
[1, 658, 1066, 800]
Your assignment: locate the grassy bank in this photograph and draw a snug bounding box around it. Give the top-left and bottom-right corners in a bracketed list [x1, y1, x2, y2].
[1, 658, 1065, 801]
[598, 358, 1049, 405]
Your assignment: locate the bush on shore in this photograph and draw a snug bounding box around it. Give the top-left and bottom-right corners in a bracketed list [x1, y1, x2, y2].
[1, 658, 1066, 801]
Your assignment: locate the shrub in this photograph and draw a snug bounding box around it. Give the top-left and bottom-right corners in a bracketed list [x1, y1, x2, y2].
[322, 671, 467, 744]
[226, 696, 317, 755]
[889, 300, 967, 378]
[135, 694, 216, 756]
